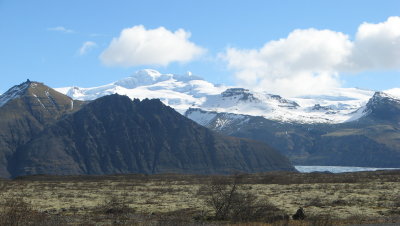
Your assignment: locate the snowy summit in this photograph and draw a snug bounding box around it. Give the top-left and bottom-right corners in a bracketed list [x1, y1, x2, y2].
[56, 69, 227, 113]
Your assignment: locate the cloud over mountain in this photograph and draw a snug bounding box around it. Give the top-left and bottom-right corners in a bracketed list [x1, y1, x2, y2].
[350, 16, 400, 71]
[100, 25, 205, 67]
[221, 17, 400, 97]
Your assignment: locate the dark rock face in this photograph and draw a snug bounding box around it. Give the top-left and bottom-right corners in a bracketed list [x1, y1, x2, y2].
[8, 94, 294, 177]
[0, 81, 83, 177]
[312, 104, 332, 111]
[220, 88, 299, 109]
[221, 88, 257, 101]
[270, 95, 299, 109]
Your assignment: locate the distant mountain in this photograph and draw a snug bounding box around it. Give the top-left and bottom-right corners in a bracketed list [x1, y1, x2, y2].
[186, 91, 400, 167]
[56, 69, 375, 124]
[191, 87, 376, 124]
[0, 80, 83, 177]
[10, 94, 294, 177]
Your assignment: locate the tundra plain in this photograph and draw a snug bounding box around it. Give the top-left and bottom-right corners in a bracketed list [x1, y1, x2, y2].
[1, 171, 400, 225]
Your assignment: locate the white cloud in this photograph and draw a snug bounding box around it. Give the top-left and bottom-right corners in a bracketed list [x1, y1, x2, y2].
[222, 29, 351, 96]
[100, 25, 205, 67]
[349, 16, 400, 71]
[47, 26, 74, 33]
[79, 41, 97, 55]
[221, 17, 400, 97]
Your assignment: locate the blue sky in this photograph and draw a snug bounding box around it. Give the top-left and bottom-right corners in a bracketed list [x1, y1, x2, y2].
[1, 0, 399, 96]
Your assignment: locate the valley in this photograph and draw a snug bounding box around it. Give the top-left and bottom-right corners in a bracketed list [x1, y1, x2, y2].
[2, 3, 399, 225]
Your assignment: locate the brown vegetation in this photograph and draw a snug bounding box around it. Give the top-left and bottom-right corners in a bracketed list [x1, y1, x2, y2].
[0, 170, 399, 225]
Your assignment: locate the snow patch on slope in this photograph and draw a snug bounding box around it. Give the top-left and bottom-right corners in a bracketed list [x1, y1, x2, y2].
[185, 108, 217, 126]
[185, 108, 250, 130]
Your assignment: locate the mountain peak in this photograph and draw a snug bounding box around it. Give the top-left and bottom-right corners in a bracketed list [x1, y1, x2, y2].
[0, 80, 34, 107]
[133, 69, 163, 79]
[363, 91, 400, 121]
[367, 91, 400, 106]
[114, 69, 170, 89]
[0, 80, 82, 120]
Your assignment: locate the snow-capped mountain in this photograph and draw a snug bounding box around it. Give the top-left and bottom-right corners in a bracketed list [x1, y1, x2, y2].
[56, 69, 393, 124]
[188, 87, 374, 124]
[56, 69, 226, 113]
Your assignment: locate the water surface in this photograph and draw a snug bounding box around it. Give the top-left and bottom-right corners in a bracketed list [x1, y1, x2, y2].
[295, 165, 400, 173]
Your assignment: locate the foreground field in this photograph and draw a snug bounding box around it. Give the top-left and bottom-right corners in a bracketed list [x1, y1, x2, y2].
[1, 171, 400, 225]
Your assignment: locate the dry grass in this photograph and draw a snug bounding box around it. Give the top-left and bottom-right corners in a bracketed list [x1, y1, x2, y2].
[0, 171, 399, 225]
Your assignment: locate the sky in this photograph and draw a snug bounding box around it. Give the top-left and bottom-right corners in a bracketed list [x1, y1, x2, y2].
[0, 0, 399, 96]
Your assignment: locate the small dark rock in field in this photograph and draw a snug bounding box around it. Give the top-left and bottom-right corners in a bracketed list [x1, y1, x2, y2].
[292, 207, 306, 220]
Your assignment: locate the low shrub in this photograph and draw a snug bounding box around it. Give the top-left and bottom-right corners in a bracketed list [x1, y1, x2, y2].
[198, 175, 288, 223]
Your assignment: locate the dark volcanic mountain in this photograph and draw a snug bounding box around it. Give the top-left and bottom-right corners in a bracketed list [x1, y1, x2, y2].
[9, 94, 294, 177]
[0, 81, 84, 177]
[186, 92, 400, 168]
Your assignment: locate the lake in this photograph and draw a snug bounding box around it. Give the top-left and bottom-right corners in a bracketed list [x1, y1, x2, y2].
[295, 165, 400, 173]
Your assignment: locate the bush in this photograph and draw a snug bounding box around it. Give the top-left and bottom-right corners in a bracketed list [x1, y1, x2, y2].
[98, 195, 135, 215]
[199, 175, 287, 222]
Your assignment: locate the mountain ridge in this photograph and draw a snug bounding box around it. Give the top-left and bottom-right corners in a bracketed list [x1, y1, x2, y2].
[10, 94, 295, 177]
